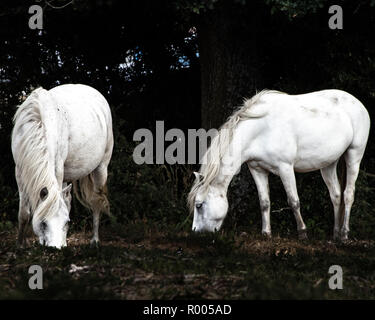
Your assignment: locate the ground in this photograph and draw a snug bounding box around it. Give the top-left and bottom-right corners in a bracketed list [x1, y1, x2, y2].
[0, 221, 375, 299]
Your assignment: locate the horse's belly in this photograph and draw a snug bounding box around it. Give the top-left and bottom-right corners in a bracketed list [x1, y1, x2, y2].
[294, 131, 352, 172]
[63, 124, 108, 181]
[64, 149, 105, 181]
[294, 154, 345, 172]
[289, 109, 353, 172]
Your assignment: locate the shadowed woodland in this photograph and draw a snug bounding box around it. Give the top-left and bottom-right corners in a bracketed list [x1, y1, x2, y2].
[1, 0, 375, 299]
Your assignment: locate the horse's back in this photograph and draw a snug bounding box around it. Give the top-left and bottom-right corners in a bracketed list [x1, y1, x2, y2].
[49, 84, 113, 180]
[248, 89, 370, 171]
[49, 84, 111, 119]
[291, 89, 370, 151]
[319, 90, 370, 150]
[261, 89, 369, 143]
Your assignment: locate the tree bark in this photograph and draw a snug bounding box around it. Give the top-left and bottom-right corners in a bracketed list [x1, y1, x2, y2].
[198, 0, 264, 130]
[197, 1, 268, 224]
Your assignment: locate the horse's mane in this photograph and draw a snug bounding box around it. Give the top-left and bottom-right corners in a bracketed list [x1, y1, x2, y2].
[12, 88, 60, 223]
[187, 89, 285, 212]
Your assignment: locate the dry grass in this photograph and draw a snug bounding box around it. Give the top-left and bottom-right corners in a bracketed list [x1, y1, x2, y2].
[1, 222, 375, 300]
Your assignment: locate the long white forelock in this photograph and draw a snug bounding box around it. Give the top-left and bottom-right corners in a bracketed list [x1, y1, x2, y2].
[13, 89, 60, 224]
[187, 90, 284, 212]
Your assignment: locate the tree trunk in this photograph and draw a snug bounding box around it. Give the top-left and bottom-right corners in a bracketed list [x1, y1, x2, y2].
[197, 1, 268, 226]
[198, 1, 264, 130]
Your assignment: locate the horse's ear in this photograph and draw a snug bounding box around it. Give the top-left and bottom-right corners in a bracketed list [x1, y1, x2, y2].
[62, 183, 72, 198]
[40, 187, 48, 201]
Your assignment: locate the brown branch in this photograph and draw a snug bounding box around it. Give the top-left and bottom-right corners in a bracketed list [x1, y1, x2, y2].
[362, 171, 375, 178]
[45, 0, 74, 9]
[271, 207, 291, 213]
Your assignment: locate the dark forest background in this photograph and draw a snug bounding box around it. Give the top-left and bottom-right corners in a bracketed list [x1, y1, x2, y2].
[1, 0, 375, 239]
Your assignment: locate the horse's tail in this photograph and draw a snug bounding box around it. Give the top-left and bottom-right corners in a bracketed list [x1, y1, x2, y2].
[72, 175, 111, 217]
[337, 155, 347, 227]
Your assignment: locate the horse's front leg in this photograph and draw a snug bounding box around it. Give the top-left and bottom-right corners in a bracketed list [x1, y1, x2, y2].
[16, 167, 30, 247]
[248, 164, 271, 238]
[91, 207, 101, 245]
[278, 164, 307, 240]
[17, 193, 30, 248]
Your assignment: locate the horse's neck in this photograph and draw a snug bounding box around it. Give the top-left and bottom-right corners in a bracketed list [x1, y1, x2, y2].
[37, 90, 65, 164]
[211, 124, 251, 193]
[14, 90, 62, 215]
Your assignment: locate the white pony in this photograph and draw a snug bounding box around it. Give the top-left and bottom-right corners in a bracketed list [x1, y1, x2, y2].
[12, 84, 114, 248]
[188, 90, 370, 241]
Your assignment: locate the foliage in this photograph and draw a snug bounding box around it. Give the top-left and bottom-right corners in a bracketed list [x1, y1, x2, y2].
[265, 0, 327, 17]
[105, 131, 193, 227]
[1, 0, 375, 301]
[1, 0, 375, 241]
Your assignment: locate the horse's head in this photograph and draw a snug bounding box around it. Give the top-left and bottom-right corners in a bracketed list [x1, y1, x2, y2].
[33, 184, 72, 249]
[191, 173, 228, 233]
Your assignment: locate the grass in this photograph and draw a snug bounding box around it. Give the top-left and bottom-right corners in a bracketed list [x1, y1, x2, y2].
[0, 220, 375, 299]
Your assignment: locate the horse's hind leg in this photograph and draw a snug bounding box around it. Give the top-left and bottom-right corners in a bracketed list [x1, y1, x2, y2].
[320, 161, 341, 240]
[89, 164, 110, 245]
[278, 164, 307, 240]
[341, 148, 363, 241]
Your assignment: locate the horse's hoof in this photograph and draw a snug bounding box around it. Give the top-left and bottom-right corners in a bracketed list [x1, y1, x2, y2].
[340, 230, 349, 242]
[262, 231, 272, 239]
[298, 230, 308, 240]
[340, 235, 349, 242]
[333, 230, 340, 241]
[17, 238, 27, 249]
[90, 239, 100, 247]
[17, 243, 26, 249]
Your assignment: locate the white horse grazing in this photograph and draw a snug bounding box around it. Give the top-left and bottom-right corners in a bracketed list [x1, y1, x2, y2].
[12, 84, 114, 248]
[188, 90, 370, 241]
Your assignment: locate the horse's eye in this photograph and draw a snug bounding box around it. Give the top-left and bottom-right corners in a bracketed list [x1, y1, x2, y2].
[196, 203, 203, 209]
[40, 187, 48, 201]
